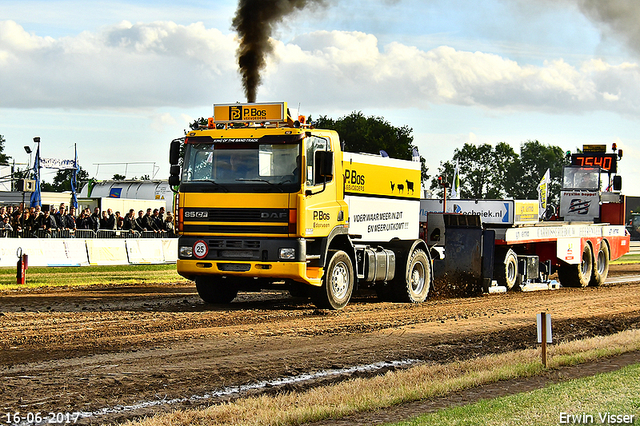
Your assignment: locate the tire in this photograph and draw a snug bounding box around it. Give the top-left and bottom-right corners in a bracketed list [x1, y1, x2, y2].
[311, 250, 354, 310]
[495, 249, 521, 290]
[392, 249, 431, 303]
[195, 276, 239, 304]
[590, 243, 610, 287]
[557, 243, 593, 288]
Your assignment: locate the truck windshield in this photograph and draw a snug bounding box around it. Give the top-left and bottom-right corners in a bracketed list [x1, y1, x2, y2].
[182, 142, 301, 190]
[562, 166, 600, 190]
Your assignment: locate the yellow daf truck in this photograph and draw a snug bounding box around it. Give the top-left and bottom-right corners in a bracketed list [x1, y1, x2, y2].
[169, 102, 430, 309]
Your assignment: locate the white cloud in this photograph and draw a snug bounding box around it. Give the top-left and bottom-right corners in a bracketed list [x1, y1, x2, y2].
[1, 21, 639, 119]
[0, 20, 238, 108]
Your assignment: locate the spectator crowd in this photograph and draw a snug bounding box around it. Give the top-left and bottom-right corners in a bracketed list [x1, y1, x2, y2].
[0, 203, 176, 238]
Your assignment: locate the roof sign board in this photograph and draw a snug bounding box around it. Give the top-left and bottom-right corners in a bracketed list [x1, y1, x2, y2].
[213, 102, 287, 123]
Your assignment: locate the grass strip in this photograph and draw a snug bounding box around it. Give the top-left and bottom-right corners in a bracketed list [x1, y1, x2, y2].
[0, 264, 188, 289]
[393, 362, 640, 426]
[612, 253, 640, 264]
[124, 329, 640, 426]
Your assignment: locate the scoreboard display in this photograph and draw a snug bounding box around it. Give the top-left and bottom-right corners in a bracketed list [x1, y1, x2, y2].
[571, 153, 618, 173]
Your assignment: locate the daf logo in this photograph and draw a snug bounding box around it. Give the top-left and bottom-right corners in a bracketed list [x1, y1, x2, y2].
[261, 212, 288, 220]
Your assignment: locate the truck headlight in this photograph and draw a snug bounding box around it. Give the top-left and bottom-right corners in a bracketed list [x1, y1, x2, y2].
[179, 246, 193, 258]
[279, 248, 295, 260]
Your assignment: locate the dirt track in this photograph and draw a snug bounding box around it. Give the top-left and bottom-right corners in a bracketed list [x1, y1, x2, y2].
[1, 265, 640, 425]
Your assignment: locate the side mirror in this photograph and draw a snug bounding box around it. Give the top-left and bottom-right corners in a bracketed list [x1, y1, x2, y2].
[613, 175, 622, 191]
[168, 174, 180, 186]
[169, 139, 182, 166]
[315, 150, 333, 182]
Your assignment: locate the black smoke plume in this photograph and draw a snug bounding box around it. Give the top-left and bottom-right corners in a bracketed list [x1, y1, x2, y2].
[232, 0, 326, 103]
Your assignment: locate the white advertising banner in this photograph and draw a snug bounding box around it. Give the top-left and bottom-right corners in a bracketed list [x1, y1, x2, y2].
[0, 239, 89, 267]
[560, 190, 600, 221]
[162, 239, 178, 262]
[126, 239, 165, 264]
[420, 199, 515, 225]
[347, 195, 419, 242]
[0, 238, 177, 268]
[86, 239, 128, 265]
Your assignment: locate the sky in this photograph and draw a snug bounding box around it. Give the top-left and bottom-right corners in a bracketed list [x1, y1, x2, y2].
[1, 0, 639, 195]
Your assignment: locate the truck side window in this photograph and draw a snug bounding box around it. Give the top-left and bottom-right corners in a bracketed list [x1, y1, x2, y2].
[306, 136, 331, 186]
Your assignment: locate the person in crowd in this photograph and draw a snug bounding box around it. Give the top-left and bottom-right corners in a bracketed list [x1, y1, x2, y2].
[99, 211, 110, 230]
[76, 209, 92, 230]
[135, 210, 146, 231]
[106, 208, 117, 230]
[1, 215, 13, 233]
[54, 206, 66, 229]
[90, 207, 101, 231]
[115, 211, 123, 230]
[142, 208, 160, 233]
[122, 209, 134, 231]
[64, 207, 77, 234]
[164, 213, 175, 236]
[152, 208, 164, 232]
[41, 209, 58, 237]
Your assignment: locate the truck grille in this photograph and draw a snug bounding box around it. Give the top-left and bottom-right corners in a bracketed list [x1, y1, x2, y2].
[182, 208, 290, 235]
[183, 224, 288, 234]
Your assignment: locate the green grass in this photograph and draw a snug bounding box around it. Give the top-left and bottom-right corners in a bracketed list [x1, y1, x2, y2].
[612, 253, 640, 264]
[390, 362, 640, 426]
[0, 264, 189, 290]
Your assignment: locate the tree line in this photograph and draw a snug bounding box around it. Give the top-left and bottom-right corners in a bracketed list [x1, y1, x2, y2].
[312, 113, 567, 203]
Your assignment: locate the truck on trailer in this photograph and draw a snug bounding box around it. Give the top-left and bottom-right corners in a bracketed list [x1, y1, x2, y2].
[169, 102, 430, 309]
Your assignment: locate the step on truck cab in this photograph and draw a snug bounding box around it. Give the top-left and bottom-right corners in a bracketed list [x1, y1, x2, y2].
[169, 102, 431, 309]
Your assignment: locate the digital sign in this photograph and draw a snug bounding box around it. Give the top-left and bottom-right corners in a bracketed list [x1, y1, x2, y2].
[571, 153, 617, 173]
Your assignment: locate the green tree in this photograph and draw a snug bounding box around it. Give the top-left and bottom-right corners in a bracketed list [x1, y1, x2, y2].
[112, 173, 126, 180]
[190, 118, 208, 130]
[315, 112, 429, 183]
[0, 134, 10, 165]
[41, 167, 90, 192]
[429, 140, 566, 203]
[516, 140, 567, 204]
[430, 143, 519, 199]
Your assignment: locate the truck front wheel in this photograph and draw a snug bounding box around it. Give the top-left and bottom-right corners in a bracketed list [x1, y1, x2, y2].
[393, 249, 431, 303]
[195, 276, 239, 304]
[590, 243, 610, 287]
[312, 250, 354, 310]
[558, 244, 593, 288]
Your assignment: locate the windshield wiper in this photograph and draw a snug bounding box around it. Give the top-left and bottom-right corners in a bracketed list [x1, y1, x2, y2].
[193, 179, 229, 192]
[236, 178, 284, 192]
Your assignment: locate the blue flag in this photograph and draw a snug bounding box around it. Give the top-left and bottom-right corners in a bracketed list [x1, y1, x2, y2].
[30, 146, 41, 207]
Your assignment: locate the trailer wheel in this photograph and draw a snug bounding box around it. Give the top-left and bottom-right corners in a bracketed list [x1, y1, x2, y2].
[195, 276, 239, 304]
[495, 249, 521, 290]
[558, 243, 593, 288]
[590, 243, 610, 287]
[393, 249, 431, 303]
[311, 250, 354, 310]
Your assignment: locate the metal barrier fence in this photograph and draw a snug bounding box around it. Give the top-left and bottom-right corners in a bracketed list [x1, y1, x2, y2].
[0, 228, 177, 238]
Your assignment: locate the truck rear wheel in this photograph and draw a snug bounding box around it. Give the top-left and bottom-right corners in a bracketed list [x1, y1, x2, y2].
[495, 249, 520, 290]
[312, 250, 354, 310]
[195, 276, 239, 304]
[590, 243, 610, 287]
[558, 243, 593, 288]
[392, 248, 431, 303]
